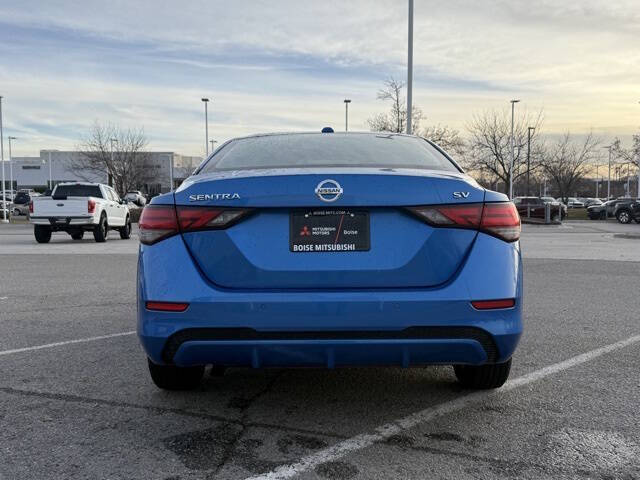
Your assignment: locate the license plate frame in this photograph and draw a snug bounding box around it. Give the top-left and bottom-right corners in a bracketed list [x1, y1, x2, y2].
[289, 209, 370, 253]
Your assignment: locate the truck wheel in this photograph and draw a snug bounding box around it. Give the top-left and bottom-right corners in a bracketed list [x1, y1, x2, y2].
[71, 231, 84, 240]
[616, 210, 631, 224]
[147, 358, 204, 390]
[119, 216, 131, 239]
[34, 225, 52, 244]
[93, 214, 108, 242]
[453, 358, 512, 389]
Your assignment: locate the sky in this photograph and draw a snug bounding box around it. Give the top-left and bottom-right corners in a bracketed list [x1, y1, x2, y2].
[0, 0, 639, 158]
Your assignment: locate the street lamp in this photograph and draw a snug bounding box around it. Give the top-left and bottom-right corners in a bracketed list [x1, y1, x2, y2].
[8, 136, 16, 195]
[209, 139, 217, 152]
[0, 95, 6, 223]
[202, 98, 210, 156]
[406, 0, 414, 134]
[42, 149, 59, 190]
[343, 99, 351, 132]
[603, 145, 612, 203]
[509, 99, 521, 199]
[526, 127, 535, 196]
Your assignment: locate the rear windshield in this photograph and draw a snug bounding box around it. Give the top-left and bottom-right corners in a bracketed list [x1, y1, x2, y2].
[198, 133, 460, 173]
[53, 185, 103, 198]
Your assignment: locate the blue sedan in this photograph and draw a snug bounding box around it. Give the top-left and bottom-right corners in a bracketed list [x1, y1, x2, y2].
[137, 132, 522, 390]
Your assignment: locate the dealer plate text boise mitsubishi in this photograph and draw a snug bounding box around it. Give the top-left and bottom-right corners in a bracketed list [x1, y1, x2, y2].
[137, 132, 522, 390]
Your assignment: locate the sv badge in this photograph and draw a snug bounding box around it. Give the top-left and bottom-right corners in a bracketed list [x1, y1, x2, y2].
[453, 191, 470, 199]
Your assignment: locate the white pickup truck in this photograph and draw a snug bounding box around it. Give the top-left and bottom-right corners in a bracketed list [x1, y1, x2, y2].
[30, 182, 132, 243]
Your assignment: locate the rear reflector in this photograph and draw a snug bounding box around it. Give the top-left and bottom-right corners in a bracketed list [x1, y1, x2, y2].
[145, 301, 189, 312]
[407, 202, 520, 242]
[471, 299, 516, 310]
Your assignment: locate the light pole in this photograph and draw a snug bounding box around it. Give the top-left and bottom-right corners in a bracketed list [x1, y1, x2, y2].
[406, 0, 414, 134]
[343, 99, 351, 132]
[109, 138, 117, 188]
[209, 139, 217, 152]
[8, 136, 16, 194]
[202, 98, 210, 155]
[595, 164, 600, 198]
[169, 154, 174, 192]
[42, 150, 59, 190]
[0, 95, 6, 223]
[526, 126, 534, 196]
[509, 99, 520, 199]
[603, 145, 612, 200]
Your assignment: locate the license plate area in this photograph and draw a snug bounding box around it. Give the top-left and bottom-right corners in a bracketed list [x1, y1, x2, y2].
[290, 209, 370, 253]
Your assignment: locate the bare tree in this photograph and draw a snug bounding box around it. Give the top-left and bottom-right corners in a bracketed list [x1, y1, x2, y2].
[541, 132, 600, 203]
[611, 135, 640, 169]
[464, 108, 544, 195]
[421, 124, 466, 158]
[70, 122, 154, 196]
[367, 77, 423, 134]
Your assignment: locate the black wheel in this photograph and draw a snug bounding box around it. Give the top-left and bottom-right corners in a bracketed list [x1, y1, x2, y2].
[616, 210, 631, 224]
[454, 358, 512, 389]
[93, 214, 108, 242]
[34, 225, 52, 243]
[147, 358, 204, 390]
[119, 216, 131, 239]
[71, 231, 84, 240]
[600, 211, 606, 220]
[13, 208, 21, 217]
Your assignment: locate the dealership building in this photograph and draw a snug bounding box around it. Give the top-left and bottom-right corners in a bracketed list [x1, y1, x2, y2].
[4, 150, 202, 194]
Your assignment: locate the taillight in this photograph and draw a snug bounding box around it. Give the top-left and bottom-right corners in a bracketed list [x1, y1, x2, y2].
[480, 203, 521, 242]
[176, 206, 251, 232]
[139, 205, 251, 245]
[471, 299, 515, 310]
[407, 202, 520, 242]
[29, 201, 33, 214]
[88, 199, 96, 214]
[139, 205, 179, 245]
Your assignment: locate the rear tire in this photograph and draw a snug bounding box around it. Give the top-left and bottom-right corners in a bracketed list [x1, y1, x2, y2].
[147, 359, 204, 390]
[616, 209, 631, 224]
[93, 214, 108, 242]
[119, 216, 131, 239]
[34, 225, 52, 243]
[454, 358, 512, 389]
[71, 231, 84, 240]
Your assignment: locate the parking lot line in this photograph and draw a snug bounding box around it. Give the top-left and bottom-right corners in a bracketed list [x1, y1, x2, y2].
[0, 331, 135, 357]
[245, 334, 640, 480]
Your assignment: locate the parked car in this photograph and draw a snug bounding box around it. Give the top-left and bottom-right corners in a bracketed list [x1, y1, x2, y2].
[124, 191, 147, 207]
[614, 199, 640, 224]
[565, 197, 585, 208]
[29, 182, 131, 243]
[583, 198, 602, 208]
[587, 198, 632, 219]
[138, 131, 523, 391]
[10, 191, 32, 216]
[513, 196, 565, 221]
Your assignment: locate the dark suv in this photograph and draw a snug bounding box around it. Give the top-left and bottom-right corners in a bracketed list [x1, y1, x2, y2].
[614, 200, 640, 224]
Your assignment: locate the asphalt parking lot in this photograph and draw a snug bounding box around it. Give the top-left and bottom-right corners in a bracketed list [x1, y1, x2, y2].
[0, 221, 638, 479]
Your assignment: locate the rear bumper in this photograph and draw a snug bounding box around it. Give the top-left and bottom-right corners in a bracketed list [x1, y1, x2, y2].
[30, 216, 96, 226]
[137, 233, 523, 367]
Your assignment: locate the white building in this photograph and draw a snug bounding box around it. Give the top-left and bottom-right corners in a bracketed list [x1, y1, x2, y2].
[5, 151, 202, 195]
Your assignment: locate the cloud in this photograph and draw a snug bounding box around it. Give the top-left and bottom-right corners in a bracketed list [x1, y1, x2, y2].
[0, 0, 638, 157]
